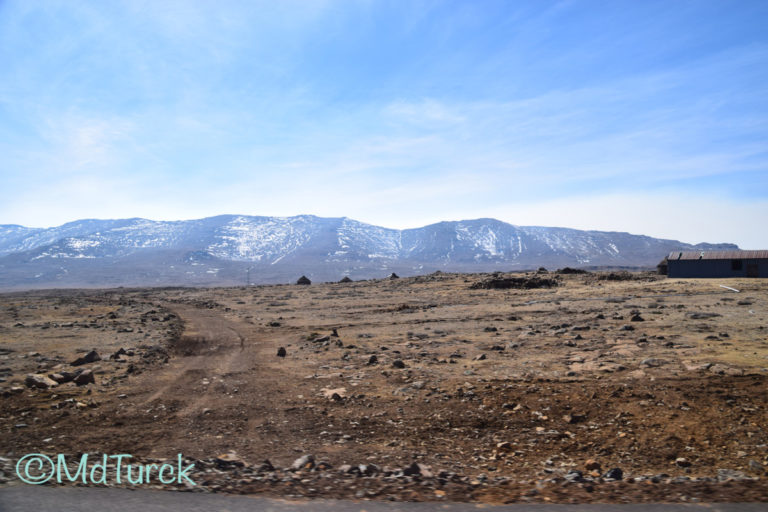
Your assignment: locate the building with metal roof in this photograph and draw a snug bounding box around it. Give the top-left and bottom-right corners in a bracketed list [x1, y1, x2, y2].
[666, 250, 768, 278]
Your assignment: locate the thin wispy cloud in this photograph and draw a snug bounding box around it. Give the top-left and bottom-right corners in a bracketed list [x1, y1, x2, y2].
[0, 0, 766, 247]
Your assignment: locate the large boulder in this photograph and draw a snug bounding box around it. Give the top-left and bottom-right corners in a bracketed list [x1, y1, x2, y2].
[74, 369, 95, 386]
[25, 374, 58, 389]
[49, 371, 77, 384]
[70, 350, 100, 366]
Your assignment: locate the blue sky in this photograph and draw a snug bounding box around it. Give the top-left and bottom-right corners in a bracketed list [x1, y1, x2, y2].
[1, 0, 767, 247]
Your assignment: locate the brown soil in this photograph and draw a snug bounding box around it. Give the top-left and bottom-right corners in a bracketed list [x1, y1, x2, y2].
[1, 271, 767, 503]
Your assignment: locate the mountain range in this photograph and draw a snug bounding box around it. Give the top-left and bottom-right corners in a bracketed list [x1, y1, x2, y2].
[0, 215, 737, 289]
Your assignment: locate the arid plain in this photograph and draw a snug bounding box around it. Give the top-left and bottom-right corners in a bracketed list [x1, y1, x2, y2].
[1, 270, 767, 503]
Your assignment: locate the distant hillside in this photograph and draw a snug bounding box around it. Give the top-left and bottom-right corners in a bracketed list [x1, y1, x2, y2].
[0, 215, 737, 289]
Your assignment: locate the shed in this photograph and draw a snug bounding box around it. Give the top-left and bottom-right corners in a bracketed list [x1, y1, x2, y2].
[666, 250, 768, 278]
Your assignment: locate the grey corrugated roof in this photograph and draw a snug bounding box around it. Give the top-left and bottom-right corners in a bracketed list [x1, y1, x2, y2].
[668, 250, 768, 261]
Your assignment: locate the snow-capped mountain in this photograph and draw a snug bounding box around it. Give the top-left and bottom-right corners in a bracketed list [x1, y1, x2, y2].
[0, 215, 737, 289]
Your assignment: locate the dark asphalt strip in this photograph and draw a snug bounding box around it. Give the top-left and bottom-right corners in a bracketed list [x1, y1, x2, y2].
[0, 486, 766, 512]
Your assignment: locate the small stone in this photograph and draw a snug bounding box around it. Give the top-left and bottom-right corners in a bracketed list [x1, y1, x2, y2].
[402, 462, 432, 477]
[392, 359, 406, 369]
[215, 452, 245, 468]
[717, 468, 747, 481]
[258, 460, 275, 471]
[276, 347, 286, 358]
[603, 467, 623, 480]
[359, 464, 379, 476]
[630, 314, 644, 322]
[111, 347, 127, 360]
[291, 454, 315, 471]
[675, 457, 691, 468]
[473, 354, 487, 361]
[563, 413, 586, 424]
[367, 355, 378, 365]
[585, 459, 601, 472]
[565, 469, 583, 482]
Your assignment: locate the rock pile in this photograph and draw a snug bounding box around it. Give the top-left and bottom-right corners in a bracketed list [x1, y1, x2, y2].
[470, 276, 559, 290]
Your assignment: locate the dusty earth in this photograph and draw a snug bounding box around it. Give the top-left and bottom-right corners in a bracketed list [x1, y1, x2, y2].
[1, 270, 767, 503]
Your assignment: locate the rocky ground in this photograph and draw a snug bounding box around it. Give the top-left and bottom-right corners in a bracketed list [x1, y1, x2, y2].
[1, 270, 767, 503]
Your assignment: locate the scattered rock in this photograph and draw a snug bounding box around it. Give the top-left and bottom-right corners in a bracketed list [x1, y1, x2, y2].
[562, 413, 586, 424]
[392, 359, 406, 369]
[358, 464, 379, 476]
[367, 354, 378, 365]
[49, 371, 76, 384]
[110, 348, 127, 360]
[276, 347, 286, 358]
[557, 267, 589, 275]
[565, 469, 584, 481]
[686, 312, 721, 320]
[257, 460, 275, 471]
[748, 460, 764, 475]
[215, 452, 245, 468]
[291, 454, 315, 471]
[25, 374, 58, 389]
[471, 277, 558, 290]
[402, 462, 432, 478]
[73, 369, 95, 386]
[603, 468, 623, 480]
[70, 350, 100, 367]
[321, 387, 346, 401]
[717, 468, 748, 481]
[585, 459, 601, 472]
